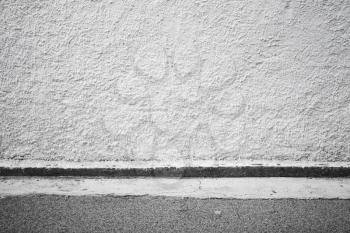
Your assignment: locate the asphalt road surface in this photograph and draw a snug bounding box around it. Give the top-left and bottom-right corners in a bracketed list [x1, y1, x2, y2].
[0, 195, 349, 233]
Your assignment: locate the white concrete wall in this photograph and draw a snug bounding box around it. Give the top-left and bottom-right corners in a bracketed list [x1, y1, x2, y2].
[0, 0, 349, 162]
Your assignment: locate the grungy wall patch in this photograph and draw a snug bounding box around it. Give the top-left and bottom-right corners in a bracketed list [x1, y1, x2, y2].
[0, 0, 349, 162]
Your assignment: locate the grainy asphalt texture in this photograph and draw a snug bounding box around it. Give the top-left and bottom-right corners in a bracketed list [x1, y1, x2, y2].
[0, 195, 350, 233]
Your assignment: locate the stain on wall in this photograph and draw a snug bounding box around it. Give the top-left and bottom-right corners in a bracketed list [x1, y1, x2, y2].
[0, 0, 349, 162]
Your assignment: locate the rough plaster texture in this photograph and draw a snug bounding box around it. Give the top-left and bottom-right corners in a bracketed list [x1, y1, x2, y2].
[0, 0, 349, 162]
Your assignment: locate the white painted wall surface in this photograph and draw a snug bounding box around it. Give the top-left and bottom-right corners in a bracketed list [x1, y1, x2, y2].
[0, 0, 349, 162]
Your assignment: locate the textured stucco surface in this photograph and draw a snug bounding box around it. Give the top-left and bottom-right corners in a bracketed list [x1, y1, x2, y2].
[0, 0, 349, 162]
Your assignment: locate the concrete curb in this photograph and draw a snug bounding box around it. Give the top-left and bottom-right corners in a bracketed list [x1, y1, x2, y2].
[0, 160, 350, 177]
[1, 177, 350, 199]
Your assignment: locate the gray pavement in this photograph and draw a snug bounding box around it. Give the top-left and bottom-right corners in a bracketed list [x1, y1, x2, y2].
[0, 195, 350, 233]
